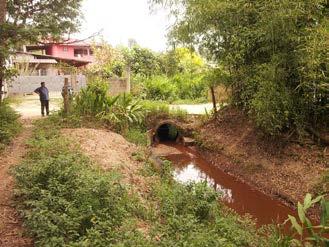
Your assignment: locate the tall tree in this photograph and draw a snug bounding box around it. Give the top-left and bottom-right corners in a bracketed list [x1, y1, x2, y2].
[153, 0, 329, 135]
[0, 0, 83, 102]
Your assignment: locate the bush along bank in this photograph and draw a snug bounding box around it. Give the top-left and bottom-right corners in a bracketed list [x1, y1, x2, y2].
[13, 117, 270, 246]
[0, 101, 22, 151]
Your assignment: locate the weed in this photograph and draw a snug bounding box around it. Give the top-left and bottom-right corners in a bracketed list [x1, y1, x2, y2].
[125, 128, 149, 146]
[0, 101, 22, 150]
[276, 193, 329, 246]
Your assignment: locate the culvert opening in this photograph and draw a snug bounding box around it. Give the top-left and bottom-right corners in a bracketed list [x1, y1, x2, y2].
[156, 123, 179, 142]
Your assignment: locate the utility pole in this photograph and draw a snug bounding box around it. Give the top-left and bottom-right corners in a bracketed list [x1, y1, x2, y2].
[0, 0, 7, 104]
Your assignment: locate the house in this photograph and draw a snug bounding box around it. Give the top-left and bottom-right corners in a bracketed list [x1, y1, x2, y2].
[12, 52, 59, 76]
[11, 39, 96, 77]
[26, 39, 95, 64]
[6, 39, 95, 95]
[7, 39, 130, 96]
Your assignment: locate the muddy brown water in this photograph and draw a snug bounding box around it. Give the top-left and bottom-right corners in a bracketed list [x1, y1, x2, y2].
[155, 142, 297, 227]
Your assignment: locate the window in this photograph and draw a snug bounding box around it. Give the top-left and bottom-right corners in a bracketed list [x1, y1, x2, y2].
[63, 46, 68, 52]
[40, 69, 47, 76]
[89, 49, 94, 55]
[74, 49, 89, 57]
[74, 49, 84, 57]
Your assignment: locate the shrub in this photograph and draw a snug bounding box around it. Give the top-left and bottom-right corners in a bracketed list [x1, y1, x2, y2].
[0, 101, 21, 150]
[250, 78, 293, 135]
[73, 81, 145, 134]
[144, 75, 178, 102]
[134, 73, 208, 103]
[14, 120, 148, 246]
[172, 73, 207, 100]
[99, 93, 145, 134]
[73, 79, 111, 116]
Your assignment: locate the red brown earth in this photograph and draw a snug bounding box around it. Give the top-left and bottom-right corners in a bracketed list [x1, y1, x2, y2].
[197, 107, 328, 209]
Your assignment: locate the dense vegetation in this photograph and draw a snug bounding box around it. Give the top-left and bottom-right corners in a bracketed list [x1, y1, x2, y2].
[152, 0, 329, 136]
[0, 100, 21, 150]
[67, 79, 187, 135]
[88, 45, 210, 103]
[14, 117, 267, 246]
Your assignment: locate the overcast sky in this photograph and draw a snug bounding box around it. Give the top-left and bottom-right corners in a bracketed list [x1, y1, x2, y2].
[77, 0, 171, 51]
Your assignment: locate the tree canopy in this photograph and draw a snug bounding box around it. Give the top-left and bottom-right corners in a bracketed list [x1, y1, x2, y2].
[152, 0, 329, 135]
[0, 0, 83, 100]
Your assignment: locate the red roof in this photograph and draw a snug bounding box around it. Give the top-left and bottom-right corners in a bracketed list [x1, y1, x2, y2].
[17, 52, 90, 67]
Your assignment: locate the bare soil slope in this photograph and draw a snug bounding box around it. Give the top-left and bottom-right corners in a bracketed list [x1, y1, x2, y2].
[198, 108, 328, 206]
[61, 128, 152, 195]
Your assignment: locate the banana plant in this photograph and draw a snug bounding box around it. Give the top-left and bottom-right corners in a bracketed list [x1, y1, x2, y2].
[99, 93, 144, 134]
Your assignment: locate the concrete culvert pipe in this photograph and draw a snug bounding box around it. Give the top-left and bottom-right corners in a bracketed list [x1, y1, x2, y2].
[157, 123, 179, 141]
[151, 121, 184, 145]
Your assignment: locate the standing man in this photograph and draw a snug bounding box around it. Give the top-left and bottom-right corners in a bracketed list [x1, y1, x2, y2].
[34, 82, 49, 116]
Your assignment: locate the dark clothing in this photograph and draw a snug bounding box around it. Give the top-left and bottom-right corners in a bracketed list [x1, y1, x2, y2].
[41, 100, 49, 116]
[34, 86, 49, 101]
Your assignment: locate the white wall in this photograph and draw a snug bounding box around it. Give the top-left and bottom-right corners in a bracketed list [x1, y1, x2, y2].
[7, 76, 130, 96]
[7, 75, 87, 95]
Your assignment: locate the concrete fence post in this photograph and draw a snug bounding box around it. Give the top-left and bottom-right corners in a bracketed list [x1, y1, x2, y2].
[62, 78, 69, 114]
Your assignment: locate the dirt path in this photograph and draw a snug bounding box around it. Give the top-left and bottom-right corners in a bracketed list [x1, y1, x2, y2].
[10, 93, 62, 119]
[0, 119, 34, 247]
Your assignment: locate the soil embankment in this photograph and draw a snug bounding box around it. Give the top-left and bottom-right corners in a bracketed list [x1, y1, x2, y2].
[0, 119, 33, 247]
[197, 108, 328, 208]
[61, 128, 154, 197]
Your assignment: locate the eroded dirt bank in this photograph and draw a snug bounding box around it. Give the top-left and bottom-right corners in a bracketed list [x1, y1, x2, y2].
[196, 108, 328, 208]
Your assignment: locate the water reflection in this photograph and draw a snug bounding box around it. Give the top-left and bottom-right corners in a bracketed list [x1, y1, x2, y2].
[163, 143, 297, 226]
[174, 163, 234, 203]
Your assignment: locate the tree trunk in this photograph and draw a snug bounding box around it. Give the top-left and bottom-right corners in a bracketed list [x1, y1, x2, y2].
[210, 86, 217, 114]
[0, 0, 7, 104]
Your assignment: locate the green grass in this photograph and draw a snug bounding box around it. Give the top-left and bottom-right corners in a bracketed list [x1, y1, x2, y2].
[124, 128, 149, 146]
[0, 101, 22, 151]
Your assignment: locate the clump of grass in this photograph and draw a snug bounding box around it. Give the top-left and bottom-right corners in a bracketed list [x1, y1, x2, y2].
[0, 101, 22, 151]
[125, 128, 149, 146]
[140, 100, 188, 128]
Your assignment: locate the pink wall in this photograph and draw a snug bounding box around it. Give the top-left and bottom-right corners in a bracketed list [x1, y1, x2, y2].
[46, 44, 94, 62]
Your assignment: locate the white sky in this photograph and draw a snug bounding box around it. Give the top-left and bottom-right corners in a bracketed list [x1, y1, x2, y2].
[77, 0, 171, 51]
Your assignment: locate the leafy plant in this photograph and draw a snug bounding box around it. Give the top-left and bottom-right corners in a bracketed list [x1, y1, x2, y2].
[99, 93, 144, 134]
[277, 193, 329, 246]
[74, 79, 114, 116]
